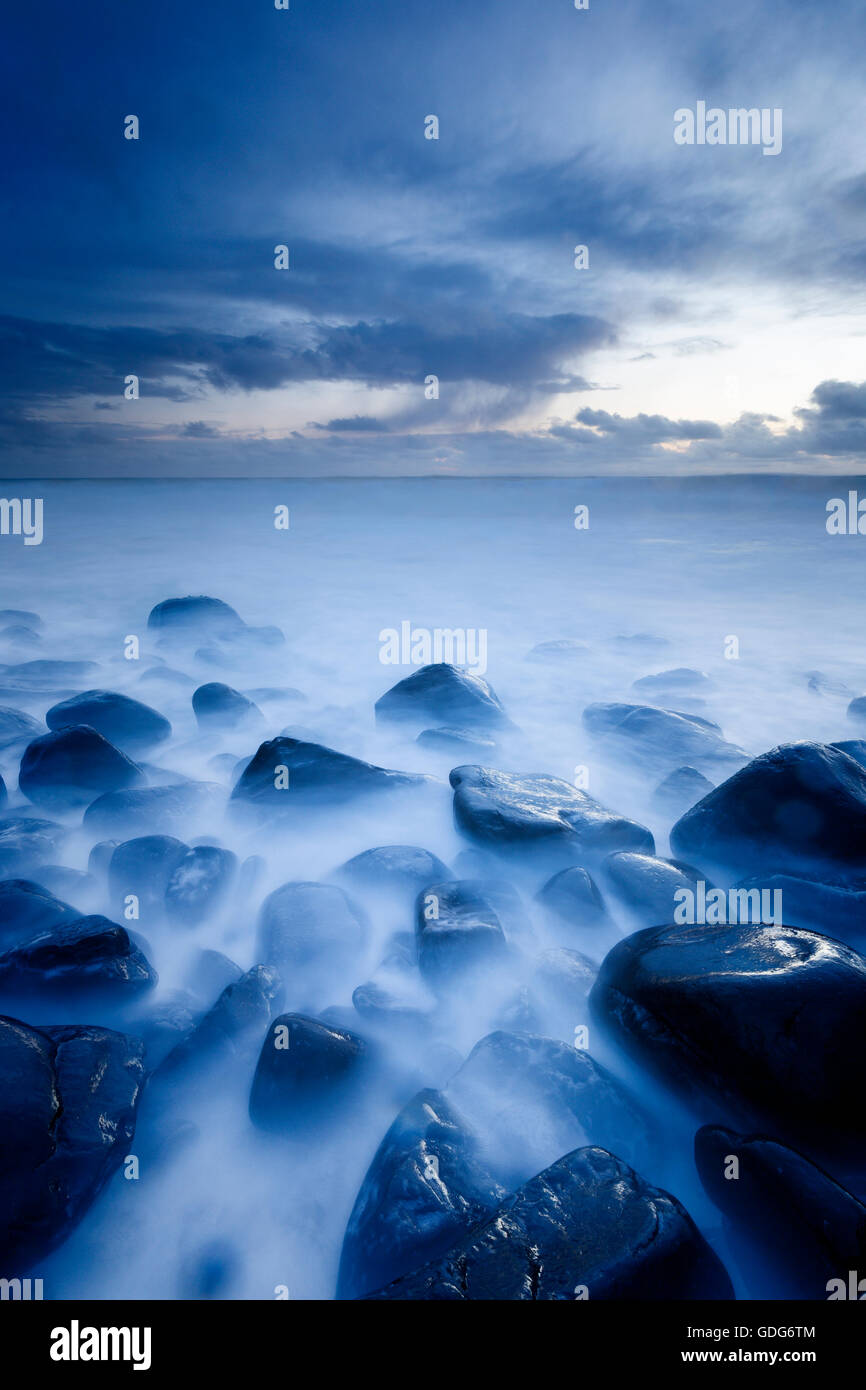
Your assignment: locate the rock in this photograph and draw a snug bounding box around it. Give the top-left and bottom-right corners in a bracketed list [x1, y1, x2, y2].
[583, 702, 746, 766]
[0, 878, 81, 950]
[46, 690, 171, 753]
[653, 765, 714, 814]
[0, 1016, 144, 1270]
[671, 742, 866, 880]
[335, 846, 452, 903]
[109, 836, 190, 913]
[416, 727, 497, 756]
[633, 668, 711, 694]
[19, 726, 144, 811]
[531, 948, 597, 1020]
[138, 666, 197, 689]
[365, 1145, 731, 1300]
[601, 851, 707, 926]
[0, 816, 67, 878]
[525, 640, 587, 663]
[192, 682, 262, 731]
[731, 871, 866, 945]
[0, 706, 43, 752]
[249, 1013, 367, 1132]
[83, 781, 222, 837]
[186, 949, 243, 1005]
[447, 1030, 652, 1186]
[232, 736, 429, 810]
[0, 625, 41, 648]
[34, 866, 100, 911]
[147, 596, 245, 638]
[1, 660, 99, 689]
[194, 645, 233, 669]
[87, 840, 118, 876]
[450, 765, 654, 863]
[831, 739, 866, 770]
[414, 880, 508, 991]
[352, 947, 437, 1034]
[536, 866, 607, 928]
[244, 686, 306, 705]
[0, 916, 157, 999]
[591, 921, 866, 1154]
[135, 991, 201, 1069]
[164, 846, 238, 925]
[696, 1124, 866, 1298]
[0, 610, 42, 631]
[337, 1088, 505, 1300]
[257, 882, 368, 997]
[375, 663, 511, 730]
[848, 695, 866, 723]
[158, 964, 281, 1078]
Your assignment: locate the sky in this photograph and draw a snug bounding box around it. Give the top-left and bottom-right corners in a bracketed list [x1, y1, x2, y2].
[1, 0, 865, 476]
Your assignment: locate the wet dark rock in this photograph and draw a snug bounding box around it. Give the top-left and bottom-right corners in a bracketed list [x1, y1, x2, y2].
[416, 727, 497, 756]
[848, 695, 866, 723]
[337, 1088, 505, 1300]
[365, 1145, 731, 1300]
[633, 668, 711, 694]
[671, 741, 866, 880]
[0, 878, 81, 950]
[831, 739, 866, 770]
[0, 816, 67, 878]
[732, 871, 866, 946]
[87, 840, 118, 876]
[135, 991, 202, 1069]
[536, 866, 607, 928]
[591, 920, 866, 1154]
[0, 705, 43, 752]
[83, 781, 223, 837]
[19, 726, 144, 811]
[232, 736, 429, 810]
[653, 765, 714, 814]
[249, 1013, 367, 1132]
[352, 964, 437, 1034]
[192, 682, 262, 731]
[583, 702, 746, 766]
[601, 851, 707, 926]
[414, 880, 509, 992]
[375, 663, 511, 730]
[257, 882, 369, 990]
[0, 1016, 145, 1270]
[335, 845, 452, 903]
[147, 595, 245, 638]
[0, 916, 157, 998]
[109, 836, 190, 913]
[450, 765, 654, 863]
[695, 1125, 866, 1299]
[164, 846, 237, 925]
[525, 640, 587, 663]
[447, 1030, 652, 1185]
[158, 964, 281, 1078]
[46, 690, 171, 753]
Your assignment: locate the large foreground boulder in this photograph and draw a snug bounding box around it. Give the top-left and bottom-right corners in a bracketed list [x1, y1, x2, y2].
[414, 880, 509, 991]
[0, 1016, 145, 1269]
[695, 1124, 866, 1299]
[591, 921, 866, 1154]
[365, 1145, 732, 1300]
[19, 726, 144, 811]
[450, 765, 654, 863]
[0, 917, 157, 999]
[337, 1088, 505, 1300]
[671, 742, 866, 880]
[249, 1013, 368, 1132]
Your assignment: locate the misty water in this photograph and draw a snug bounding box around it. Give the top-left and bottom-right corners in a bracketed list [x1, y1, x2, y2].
[3, 474, 863, 1299]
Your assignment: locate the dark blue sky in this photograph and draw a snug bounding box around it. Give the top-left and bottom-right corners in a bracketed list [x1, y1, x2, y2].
[2, 0, 865, 474]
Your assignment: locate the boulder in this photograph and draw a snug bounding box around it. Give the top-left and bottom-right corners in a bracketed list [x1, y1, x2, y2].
[19, 726, 144, 811]
[671, 742, 866, 880]
[0, 816, 67, 878]
[365, 1145, 732, 1300]
[192, 682, 262, 731]
[257, 882, 368, 995]
[337, 1088, 505, 1300]
[591, 920, 866, 1154]
[0, 916, 157, 998]
[335, 845, 452, 903]
[653, 765, 714, 814]
[375, 663, 510, 730]
[147, 596, 245, 638]
[0, 705, 43, 752]
[416, 727, 497, 756]
[164, 846, 238, 925]
[0, 878, 81, 950]
[46, 690, 171, 753]
[583, 702, 746, 766]
[536, 866, 607, 928]
[157, 965, 281, 1078]
[414, 880, 508, 992]
[0, 1016, 144, 1270]
[695, 1124, 866, 1299]
[525, 640, 587, 663]
[601, 851, 708, 926]
[249, 1013, 367, 1132]
[450, 765, 654, 863]
[83, 781, 222, 836]
[109, 836, 190, 913]
[232, 736, 429, 810]
[633, 668, 711, 694]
